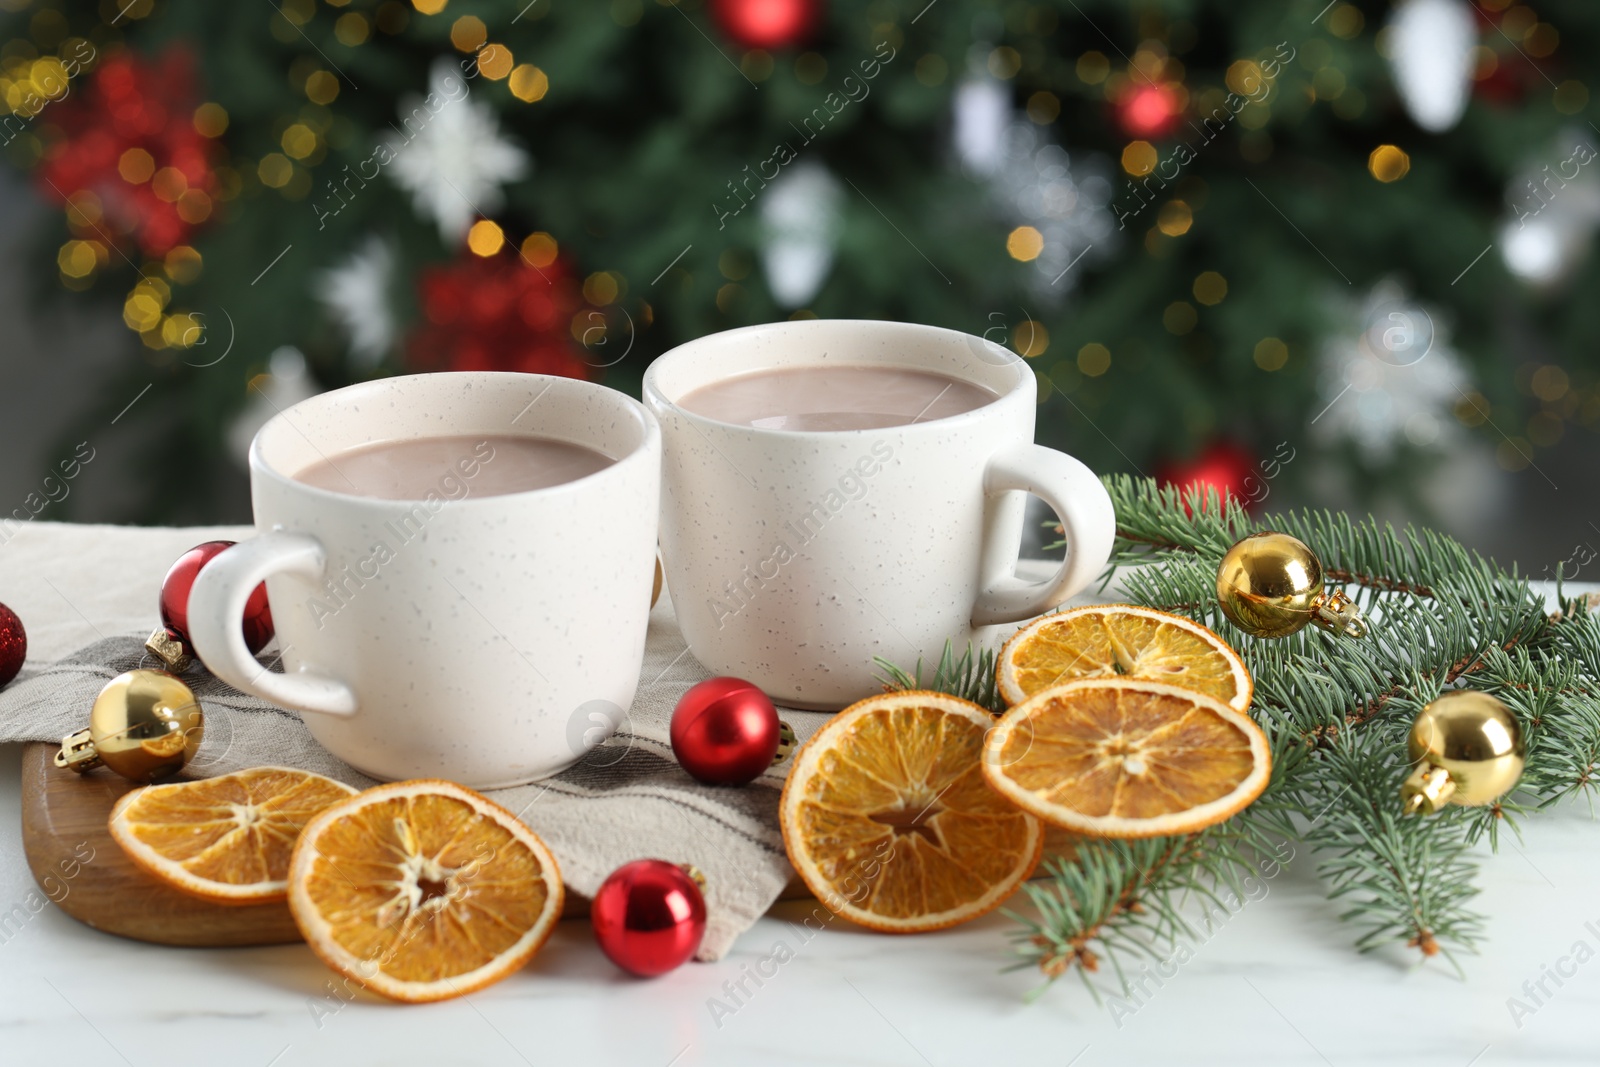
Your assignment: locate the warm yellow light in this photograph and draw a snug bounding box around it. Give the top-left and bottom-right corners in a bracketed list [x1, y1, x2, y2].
[520, 232, 558, 268]
[1157, 200, 1192, 237]
[450, 15, 486, 51]
[151, 167, 187, 202]
[305, 70, 340, 105]
[57, 240, 97, 278]
[467, 219, 505, 257]
[477, 44, 513, 80]
[509, 64, 548, 102]
[1014, 320, 1049, 357]
[281, 123, 317, 160]
[1076, 51, 1109, 84]
[1253, 338, 1288, 371]
[334, 12, 370, 46]
[1077, 343, 1111, 377]
[1121, 140, 1157, 176]
[176, 189, 212, 224]
[1006, 226, 1045, 262]
[1368, 144, 1410, 182]
[1193, 271, 1228, 306]
[165, 245, 203, 283]
[584, 272, 622, 306]
[118, 147, 155, 184]
[258, 154, 294, 189]
[193, 103, 229, 137]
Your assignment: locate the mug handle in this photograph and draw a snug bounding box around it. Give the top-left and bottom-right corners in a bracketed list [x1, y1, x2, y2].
[970, 443, 1117, 627]
[187, 533, 358, 718]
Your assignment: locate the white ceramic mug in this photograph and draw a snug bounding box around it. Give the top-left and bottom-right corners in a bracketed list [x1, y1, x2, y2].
[643, 319, 1116, 710]
[187, 372, 661, 787]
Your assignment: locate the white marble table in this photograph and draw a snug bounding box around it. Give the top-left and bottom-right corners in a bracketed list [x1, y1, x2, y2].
[2, 536, 1595, 1065]
[2, 745, 1597, 1067]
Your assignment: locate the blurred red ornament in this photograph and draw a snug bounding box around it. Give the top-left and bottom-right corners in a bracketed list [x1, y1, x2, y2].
[37, 48, 221, 258]
[0, 602, 26, 688]
[709, 0, 821, 50]
[1118, 84, 1183, 139]
[1156, 440, 1258, 512]
[160, 541, 274, 655]
[671, 677, 782, 786]
[408, 248, 593, 379]
[591, 860, 708, 977]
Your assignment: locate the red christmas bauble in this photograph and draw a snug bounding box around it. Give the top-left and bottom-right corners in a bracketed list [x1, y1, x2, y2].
[709, 0, 821, 51]
[671, 677, 780, 786]
[0, 601, 26, 688]
[159, 541, 274, 654]
[1118, 83, 1183, 139]
[1156, 440, 1258, 512]
[591, 860, 708, 977]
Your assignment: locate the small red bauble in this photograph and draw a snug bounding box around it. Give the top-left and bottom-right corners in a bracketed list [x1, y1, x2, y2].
[1118, 83, 1183, 139]
[671, 677, 781, 786]
[0, 601, 26, 687]
[1156, 440, 1258, 514]
[591, 860, 708, 977]
[159, 541, 274, 654]
[709, 0, 821, 51]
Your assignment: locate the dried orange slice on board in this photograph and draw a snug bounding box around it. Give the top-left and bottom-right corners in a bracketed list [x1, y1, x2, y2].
[780, 691, 1043, 933]
[287, 780, 563, 1003]
[108, 766, 356, 903]
[982, 679, 1270, 839]
[998, 604, 1252, 711]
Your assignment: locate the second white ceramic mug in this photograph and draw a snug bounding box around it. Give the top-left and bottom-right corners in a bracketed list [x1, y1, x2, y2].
[187, 371, 661, 787]
[644, 319, 1116, 709]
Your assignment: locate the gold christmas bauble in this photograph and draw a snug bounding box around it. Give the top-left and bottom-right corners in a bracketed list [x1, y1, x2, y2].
[54, 670, 204, 783]
[1402, 691, 1524, 815]
[1215, 532, 1367, 639]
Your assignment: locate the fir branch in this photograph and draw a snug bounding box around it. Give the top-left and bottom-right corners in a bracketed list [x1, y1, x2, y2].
[1311, 731, 1485, 966]
[873, 640, 1001, 714]
[917, 476, 1594, 997]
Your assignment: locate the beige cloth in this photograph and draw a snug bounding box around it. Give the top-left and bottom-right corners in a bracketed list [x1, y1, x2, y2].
[0, 521, 832, 960]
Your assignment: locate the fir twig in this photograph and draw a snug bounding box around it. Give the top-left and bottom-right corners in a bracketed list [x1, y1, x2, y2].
[874, 640, 1001, 713]
[891, 475, 1600, 998]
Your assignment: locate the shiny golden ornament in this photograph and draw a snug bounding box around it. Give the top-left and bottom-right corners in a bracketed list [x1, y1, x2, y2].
[54, 670, 204, 782]
[1215, 532, 1366, 639]
[1402, 691, 1525, 815]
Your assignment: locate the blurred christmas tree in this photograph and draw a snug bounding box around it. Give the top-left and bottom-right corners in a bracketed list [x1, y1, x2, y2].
[1, 0, 1596, 519]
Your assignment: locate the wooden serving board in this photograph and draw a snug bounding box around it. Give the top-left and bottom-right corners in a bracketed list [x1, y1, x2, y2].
[22, 743, 1070, 948]
[21, 742, 304, 946]
[20, 743, 823, 947]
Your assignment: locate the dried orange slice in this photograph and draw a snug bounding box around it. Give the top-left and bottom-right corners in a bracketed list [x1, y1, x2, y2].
[108, 766, 356, 904]
[982, 678, 1270, 838]
[780, 691, 1043, 933]
[287, 779, 563, 1003]
[998, 604, 1251, 711]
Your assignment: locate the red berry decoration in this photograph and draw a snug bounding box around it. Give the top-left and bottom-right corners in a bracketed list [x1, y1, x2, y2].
[671, 677, 789, 786]
[591, 860, 708, 977]
[160, 541, 274, 654]
[0, 601, 26, 688]
[709, 0, 822, 51]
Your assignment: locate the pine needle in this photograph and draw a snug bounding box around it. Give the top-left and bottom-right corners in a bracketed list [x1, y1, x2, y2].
[882, 474, 1600, 998]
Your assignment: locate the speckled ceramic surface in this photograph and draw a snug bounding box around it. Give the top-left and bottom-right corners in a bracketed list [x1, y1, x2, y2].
[644, 319, 1116, 710]
[187, 372, 661, 787]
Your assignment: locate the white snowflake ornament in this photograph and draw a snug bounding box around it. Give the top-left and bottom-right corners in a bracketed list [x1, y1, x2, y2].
[385, 59, 529, 243]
